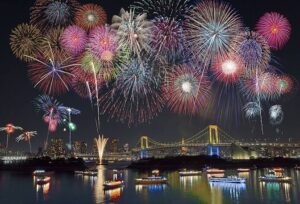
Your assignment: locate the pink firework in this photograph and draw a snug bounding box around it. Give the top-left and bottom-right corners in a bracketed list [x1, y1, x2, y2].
[276, 74, 293, 94]
[212, 53, 245, 84]
[256, 12, 291, 50]
[60, 25, 88, 56]
[163, 64, 211, 115]
[88, 25, 118, 65]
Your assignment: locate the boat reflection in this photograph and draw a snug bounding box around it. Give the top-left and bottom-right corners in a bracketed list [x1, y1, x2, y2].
[180, 175, 201, 189]
[259, 181, 291, 203]
[209, 182, 246, 201]
[104, 187, 123, 200]
[135, 184, 167, 192]
[35, 182, 50, 201]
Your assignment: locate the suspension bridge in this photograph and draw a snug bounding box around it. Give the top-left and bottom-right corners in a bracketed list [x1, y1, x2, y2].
[132, 125, 300, 159]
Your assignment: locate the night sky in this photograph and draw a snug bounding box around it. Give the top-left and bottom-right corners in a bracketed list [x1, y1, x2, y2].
[0, 0, 299, 152]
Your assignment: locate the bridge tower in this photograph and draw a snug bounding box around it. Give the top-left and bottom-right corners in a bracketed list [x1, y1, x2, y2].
[140, 136, 149, 159]
[208, 125, 219, 144]
[208, 125, 220, 156]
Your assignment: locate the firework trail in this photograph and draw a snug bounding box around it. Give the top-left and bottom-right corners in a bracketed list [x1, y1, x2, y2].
[16, 131, 37, 153]
[94, 135, 108, 164]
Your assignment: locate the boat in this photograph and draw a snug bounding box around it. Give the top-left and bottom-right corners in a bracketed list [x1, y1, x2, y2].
[135, 176, 168, 185]
[259, 170, 291, 182]
[33, 170, 54, 177]
[36, 176, 51, 185]
[273, 167, 283, 172]
[179, 169, 202, 176]
[103, 180, 124, 190]
[208, 176, 246, 183]
[82, 170, 98, 176]
[206, 168, 225, 174]
[237, 168, 250, 172]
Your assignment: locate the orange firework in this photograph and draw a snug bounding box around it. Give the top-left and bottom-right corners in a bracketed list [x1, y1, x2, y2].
[75, 4, 107, 32]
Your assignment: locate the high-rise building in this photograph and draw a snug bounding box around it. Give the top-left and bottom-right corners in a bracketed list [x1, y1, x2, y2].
[123, 143, 129, 152]
[47, 138, 65, 158]
[110, 139, 119, 153]
[74, 141, 88, 154]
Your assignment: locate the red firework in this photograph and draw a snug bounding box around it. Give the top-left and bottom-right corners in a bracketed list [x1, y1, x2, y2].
[60, 25, 88, 56]
[163, 64, 211, 115]
[276, 74, 293, 94]
[27, 51, 76, 95]
[256, 12, 291, 50]
[75, 4, 107, 32]
[212, 53, 245, 84]
[5, 124, 15, 134]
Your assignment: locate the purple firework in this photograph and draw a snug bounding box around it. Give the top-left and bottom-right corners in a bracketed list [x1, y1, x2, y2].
[60, 25, 88, 56]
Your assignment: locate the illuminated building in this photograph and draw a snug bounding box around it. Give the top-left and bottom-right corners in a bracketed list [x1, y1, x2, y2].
[47, 138, 65, 158]
[110, 139, 119, 153]
[74, 141, 88, 154]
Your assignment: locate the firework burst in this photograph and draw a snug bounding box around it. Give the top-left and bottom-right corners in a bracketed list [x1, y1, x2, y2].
[184, 0, 243, 66]
[111, 8, 153, 57]
[132, 0, 191, 21]
[16, 131, 37, 153]
[256, 12, 291, 50]
[151, 17, 184, 60]
[0, 124, 23, 149]
[163, 64, 211, 115]
[269, 105, 284, 125]
[243, 102, 261, 119]
[60, 25, 88, 56]
[41, 27, 64, 57]
[98, 59, 164, 125]
[276, 74, 293, 95]
[10, 24, 43, 62]
[75, 3, 107, 31]
[235, 31, 271, 74]
[212, 53, 245, 84]
[241, 71, 278, 101]
[30, 0, 79, 30]
[27, 46, 78, 95]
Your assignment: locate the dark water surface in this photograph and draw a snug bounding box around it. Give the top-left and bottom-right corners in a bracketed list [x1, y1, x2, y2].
[0, 166, 299, 204]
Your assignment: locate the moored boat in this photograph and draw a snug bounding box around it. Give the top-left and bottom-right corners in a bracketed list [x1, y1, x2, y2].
[36, 176, 51, 185]
[103, 180, 124, 190]
[206, 168, 225, 174]
[208, 176, 246, 183]
[33, 170, 54, 177]
[179, 169, 202, 176]
[237, 168, 250, 172]
[259, 170, 291, 182]
[135, 176, 168, 185]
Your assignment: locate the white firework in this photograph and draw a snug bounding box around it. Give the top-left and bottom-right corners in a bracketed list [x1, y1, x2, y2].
[269, 105, 284, 125]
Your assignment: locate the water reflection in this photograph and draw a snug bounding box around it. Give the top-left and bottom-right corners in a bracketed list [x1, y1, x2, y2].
[259, 181, 291, 203]
[104, 187, 123, 200]
[209, 182, 246, 201]
[135, 184, 167, 192]
[179, 175, 201, 190]
[94, 166, 105, 204]
[35, 182, 50, 201]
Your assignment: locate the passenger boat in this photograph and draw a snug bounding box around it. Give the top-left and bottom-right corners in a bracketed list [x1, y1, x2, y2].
[103, 180, 124, 190]
[206, 168, 225, 174]
[273, 167, 283, 172]
[208, 176, 246, 183]
[82, 170, 98, 176]
[135, 170, 167, 185]
[259, 170, 291, 182]
[135, 176, 168, 185]
[237, 168, 250, 172]
[36, 176, 51, 185]
[33, 170, 54, 177]
[179, 169, 202, 176]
